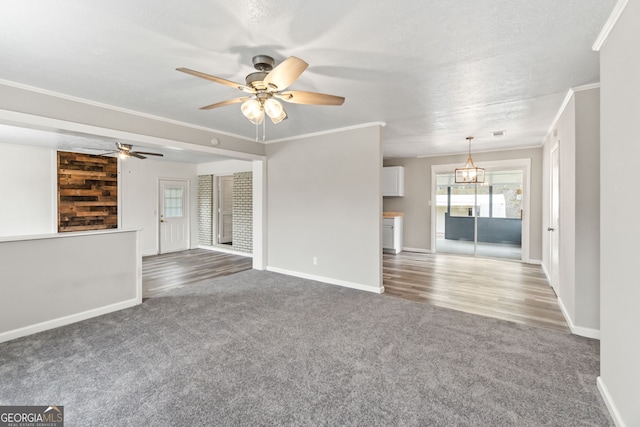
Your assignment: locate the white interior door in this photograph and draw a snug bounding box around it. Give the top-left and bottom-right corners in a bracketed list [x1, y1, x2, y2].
[218, 176, 233, 244]
[159, 179, 189, 254]
[549, 145, 560, 294]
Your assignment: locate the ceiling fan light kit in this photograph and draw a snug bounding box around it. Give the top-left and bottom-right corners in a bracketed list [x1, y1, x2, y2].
[177, 55, 345, 139]
[455, 137, 485, 184]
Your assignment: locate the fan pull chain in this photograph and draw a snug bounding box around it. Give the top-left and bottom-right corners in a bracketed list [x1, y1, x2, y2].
[255, 123, 259, 142]
[262, 119, 266, 142]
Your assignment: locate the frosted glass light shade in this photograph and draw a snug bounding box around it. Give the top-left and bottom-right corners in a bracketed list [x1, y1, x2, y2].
[241, 99, 264, 124]
[264, 98, 284, 118]
[269, 109, 287, 124]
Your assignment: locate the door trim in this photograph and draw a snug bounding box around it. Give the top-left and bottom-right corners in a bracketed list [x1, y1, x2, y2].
[216, 174, 233, 245]
[158, 178, 190, 254]
[549, 142, 560, 294]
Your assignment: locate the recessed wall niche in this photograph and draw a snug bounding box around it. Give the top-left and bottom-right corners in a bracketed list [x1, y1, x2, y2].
[57, 151, 118, 232]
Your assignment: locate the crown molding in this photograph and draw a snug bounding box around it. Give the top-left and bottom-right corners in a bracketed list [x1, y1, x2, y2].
[263, 122, 387, 144]
[545, 83, 601, 141]
[0, 78, 255, 142]
[572, 82, 601, 92]
[415, 144, 543, 159]
[593, 0, 629, 51]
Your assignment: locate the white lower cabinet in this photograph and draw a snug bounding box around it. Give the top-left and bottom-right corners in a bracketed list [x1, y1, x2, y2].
[382, 217, 403, 254]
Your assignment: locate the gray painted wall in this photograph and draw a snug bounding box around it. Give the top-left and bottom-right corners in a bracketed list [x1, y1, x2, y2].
[599, 1, 640, 424]
[383, 147, 543, 260]
[0, 230, 139, 342]
[266, 126, 383, 291]
[542, 87, 600, 334]
[574, 89, 600, 329]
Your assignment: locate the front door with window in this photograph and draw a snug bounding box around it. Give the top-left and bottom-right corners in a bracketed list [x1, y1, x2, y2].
[159, 179, 189, 254]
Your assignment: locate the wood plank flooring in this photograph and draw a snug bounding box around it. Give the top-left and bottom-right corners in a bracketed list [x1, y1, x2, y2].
[384, 252, 570, 333]
[143, 248, 567, 333]
[142, 249, 252, 297]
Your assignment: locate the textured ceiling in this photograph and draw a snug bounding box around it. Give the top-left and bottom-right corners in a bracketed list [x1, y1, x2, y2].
[0, 0, 616, 159]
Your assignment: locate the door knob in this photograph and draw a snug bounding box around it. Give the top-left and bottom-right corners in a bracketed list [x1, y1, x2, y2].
[547, 227, 555, 231]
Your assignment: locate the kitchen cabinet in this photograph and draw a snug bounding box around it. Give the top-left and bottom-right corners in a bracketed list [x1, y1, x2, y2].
[383, 216, 403, 254]
[382, 166, 404, 197]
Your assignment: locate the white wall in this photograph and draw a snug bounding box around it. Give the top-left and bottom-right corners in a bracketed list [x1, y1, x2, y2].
[120, 158, 198, 256]
[598, 1, 640, 425]
[266, 126, 383, 293]
[197, 159, 253, 175]
[0, 142, 198, 256]
[541, 86, 600, 337]
[0, 143, 56, 236]
[383, 147, 543, 261]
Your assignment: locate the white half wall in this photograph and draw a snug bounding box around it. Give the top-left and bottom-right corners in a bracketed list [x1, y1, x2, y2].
[120, 158, 198, 256]
[0, 143, 56, 237]
[266, 125, 383, 292]
[0, 229, 141, 343]
[598, 0, 640, 425]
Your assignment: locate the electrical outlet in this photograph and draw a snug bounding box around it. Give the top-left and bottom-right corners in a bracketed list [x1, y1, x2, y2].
[313, 257, 318, 266]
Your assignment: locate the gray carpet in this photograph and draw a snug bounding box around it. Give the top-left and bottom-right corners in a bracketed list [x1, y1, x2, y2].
[0, 270, 612, 426]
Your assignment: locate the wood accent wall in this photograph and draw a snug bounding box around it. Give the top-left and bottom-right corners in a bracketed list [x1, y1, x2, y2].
[58, 151, 118, 232]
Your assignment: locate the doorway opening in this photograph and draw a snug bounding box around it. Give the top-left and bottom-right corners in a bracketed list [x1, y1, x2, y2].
[433, 162, 529, 261]
[197, 171, 253, 256]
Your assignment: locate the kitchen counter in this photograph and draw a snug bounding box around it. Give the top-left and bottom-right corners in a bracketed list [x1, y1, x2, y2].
[383, 211, 404, 218]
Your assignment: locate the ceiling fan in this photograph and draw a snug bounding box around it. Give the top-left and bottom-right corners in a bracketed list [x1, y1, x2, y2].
[177, 55, 345, 125]
[103, 142, 164, 159]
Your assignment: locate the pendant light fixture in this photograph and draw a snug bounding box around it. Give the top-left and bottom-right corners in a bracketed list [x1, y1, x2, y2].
[455, 136, 485, 184]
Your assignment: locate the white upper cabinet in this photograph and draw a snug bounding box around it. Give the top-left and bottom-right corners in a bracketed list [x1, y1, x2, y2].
[382, 166, 404, 197]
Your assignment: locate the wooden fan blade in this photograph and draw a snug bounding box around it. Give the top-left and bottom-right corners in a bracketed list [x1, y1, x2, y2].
[176, 67, 255, 93]
[263, 57, 308, 91]
[276, 90, 345, 105]
[130, 152, 147, 159]
[133, 151, 164, 157]
[200, 97, 251, 110]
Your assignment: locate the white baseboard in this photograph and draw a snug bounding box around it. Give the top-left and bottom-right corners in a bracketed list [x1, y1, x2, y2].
[557, 297, 601, 339]
[541, 263, 551, 283]
[597, 377, 627, 427]
[401, 247, 432, 253]
[525, 258, 542, 265]
[266, 266, 384, 294]
[198, 245, 253, 258]
[0, 298, 141, 344]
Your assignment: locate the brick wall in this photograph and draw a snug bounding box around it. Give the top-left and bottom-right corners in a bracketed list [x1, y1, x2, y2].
[232, 171, 253, 253]
[198, 175, 213, 246]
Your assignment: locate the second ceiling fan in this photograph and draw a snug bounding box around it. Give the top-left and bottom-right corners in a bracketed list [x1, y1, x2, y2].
[177, 55, 345, 125]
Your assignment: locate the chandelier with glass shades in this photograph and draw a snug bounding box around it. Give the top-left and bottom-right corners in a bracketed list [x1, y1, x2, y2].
[455, 136, 485, 184]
